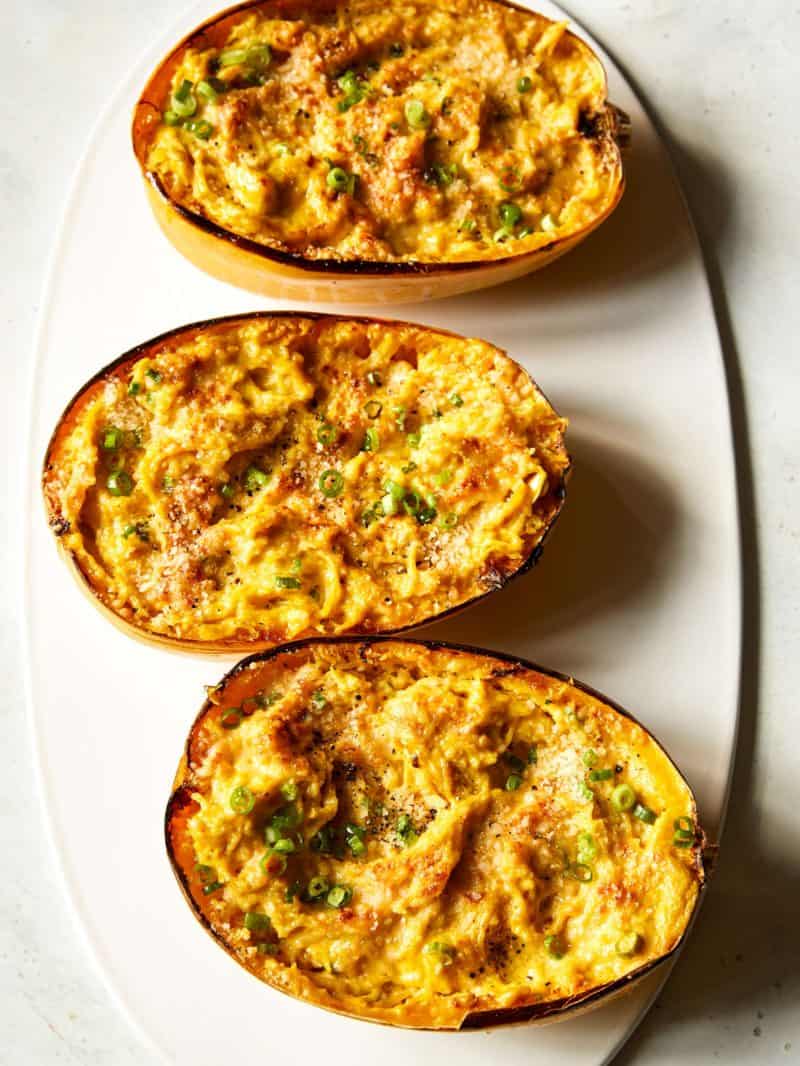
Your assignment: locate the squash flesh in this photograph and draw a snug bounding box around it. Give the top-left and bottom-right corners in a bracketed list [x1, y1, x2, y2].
[138, 0, 623, 267]
[168, 640, 705, 1029]
[42, 315, 568, 649]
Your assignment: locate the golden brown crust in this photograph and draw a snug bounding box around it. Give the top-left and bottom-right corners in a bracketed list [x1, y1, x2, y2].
[42, 312, 569, 653]
[166, 638, 706, 1029]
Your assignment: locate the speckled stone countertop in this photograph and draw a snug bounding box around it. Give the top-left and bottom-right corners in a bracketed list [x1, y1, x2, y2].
[2, 1, 798, 1062]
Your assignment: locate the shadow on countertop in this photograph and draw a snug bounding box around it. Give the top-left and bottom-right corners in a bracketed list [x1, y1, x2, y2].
[419, 421, 681, 675]
[601, 62, 800, 1066]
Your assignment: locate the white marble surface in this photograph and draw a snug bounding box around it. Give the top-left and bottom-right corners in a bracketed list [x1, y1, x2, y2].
[2, 1, 798, 1063]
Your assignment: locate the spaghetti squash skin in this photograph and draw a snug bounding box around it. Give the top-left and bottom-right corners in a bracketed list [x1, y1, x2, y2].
[133, 0, 626, 275]
[167, 639, 706, 1029]
[42, 314, 568, 651]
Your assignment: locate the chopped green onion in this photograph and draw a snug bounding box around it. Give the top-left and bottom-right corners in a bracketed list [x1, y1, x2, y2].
[449, 392, 464, 407]
[499, 167, 521, 192]
[202, 880, 224, 895]
[316, 422, 338, 446]
[220, 481, 235, 499]
[308, 876, 330, 899]
[107, 470, 133, 497]
[404, 99, 430, 129]
[185, 119, 214, 140]
[275, 576, 301, 590]
[401, 462, 417, 474]
[566, 862, 593, 883]
[366, 370, 382, 386]
[102, 427, 123, 450]
[517, 75, 532, 93]
[128, 380, 141, 396]
[616, 932, 642, 957]
[145, 368, 161, 383]
[319, 469, 344, 497]
[171, 80, 196, 117]
[230, 785, 255, 814]
[505, 773, 523, 791]
[261, 851, 287, 876]
[256, 941, 278, 955]
[364, 399, 382, 419]
[435, 468, 453, 486]
[589, 768, 614, 781]
[344, 824, 366, 857]
[393, 405, 406, 430]
[417, 503, 437, 525]
[583, 749, 598, 767]
[337, 69, 366, 111]
[504, 752, 525, 772]
[396, 813, 418, 846]
[245, 44, 272, 70]
[544, 934, 565, 959]
[326, 885, 352, 908]
[361, 427, 380, 452]
[499, 201, 522, 229]
[280, 781, 298, 802]
[406, 431, 421, 448]
[576, 832, 597, 864]
[195, 864, 216, 884]
[633, 803, 657, 825]
[162, 475, 175, 494]
[197, 79, 220, 103]
[441, 512, 458, 529]
[327, 166, 355, 194]
[271, 803, 301, 832]
[244, 465, 270, 491]
[272, 837, 296, 854]
[383, 480, 404, 501]
[611, 783, 636, 812]
[244, 911, 272, 932]
[424, 163, 457, 187]
[122, 522, 145, 541]
[218, 47, 250, 67]
[311, 690, 327, 709]
[674, 816, 694, 837]
[220, 707, 243, 730]
[577, 780, 594, 802]
[673, 835, 694, 848]
[163, 110, 182, 126]
[458, 218, 475, 232]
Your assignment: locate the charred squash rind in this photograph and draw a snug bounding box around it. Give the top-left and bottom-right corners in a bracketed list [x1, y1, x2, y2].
[166, 637, 708, 1030]
[131, 0, 628, 303]
[41, 312, 570, 654]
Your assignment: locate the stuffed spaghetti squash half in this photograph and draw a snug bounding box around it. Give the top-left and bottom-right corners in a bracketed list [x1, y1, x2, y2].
[132, 0, 628, 302]
[42, 313, 569, 652]
[167, 638, 707, 1029]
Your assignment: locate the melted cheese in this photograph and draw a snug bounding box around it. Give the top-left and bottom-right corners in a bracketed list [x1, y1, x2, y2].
[142, 0, 621, 264]
[171, 642, 703, 1028]
[43, 316, 568, 647]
